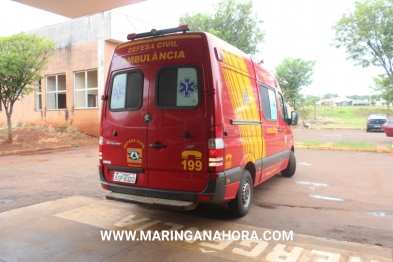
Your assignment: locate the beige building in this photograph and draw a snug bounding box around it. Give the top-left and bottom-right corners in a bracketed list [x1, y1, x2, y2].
[0, 11, 135, 136]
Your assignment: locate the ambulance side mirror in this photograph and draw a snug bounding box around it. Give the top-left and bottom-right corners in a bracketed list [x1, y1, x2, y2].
[290, 111, 298, 125]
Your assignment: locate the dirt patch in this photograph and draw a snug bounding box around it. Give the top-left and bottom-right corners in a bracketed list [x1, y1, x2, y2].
[0, 126, 98, 155]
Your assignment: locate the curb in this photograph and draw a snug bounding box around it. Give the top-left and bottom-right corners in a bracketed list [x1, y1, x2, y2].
[0, 145, 73, 157]
[296, 145, 390, 153]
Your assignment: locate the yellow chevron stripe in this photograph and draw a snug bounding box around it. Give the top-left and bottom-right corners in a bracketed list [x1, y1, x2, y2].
[221, 50, 265, 163]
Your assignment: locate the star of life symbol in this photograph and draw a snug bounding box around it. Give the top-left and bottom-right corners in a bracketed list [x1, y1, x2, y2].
[113, 82, 125, 101]
[178, 77, 196, 97]
[243, 92, 249, 103]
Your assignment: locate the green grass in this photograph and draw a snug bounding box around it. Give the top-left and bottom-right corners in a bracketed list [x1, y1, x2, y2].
[299, 106, 392, 129]
[332, 142, 376, 148]
[297, 140, 325, 146]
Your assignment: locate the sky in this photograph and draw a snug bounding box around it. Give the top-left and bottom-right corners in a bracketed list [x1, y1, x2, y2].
[0, 0, 386, 98]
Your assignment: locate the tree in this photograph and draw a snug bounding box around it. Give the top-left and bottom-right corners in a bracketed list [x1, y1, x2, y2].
[180, 0, 264, 55]
[370, 74, 393, 116]
[369, 94, 379, 106]
[304, 95, 320, 106]
[347, 94, 365, 100]
[275, 58, 316, 110]
[0, 33, 55, 142]
[333, 0, 393, 85]
[322, 93, 339, 100]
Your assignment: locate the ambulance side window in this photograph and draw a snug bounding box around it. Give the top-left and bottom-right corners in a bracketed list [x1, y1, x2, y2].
[278, 92, 288, 120]
[109, 70, 143, 111]
[156, 67, 200, 109]
[260, 85, 278, 121]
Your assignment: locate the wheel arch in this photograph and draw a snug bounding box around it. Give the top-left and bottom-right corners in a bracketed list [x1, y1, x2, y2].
[244, 161, 256, 184]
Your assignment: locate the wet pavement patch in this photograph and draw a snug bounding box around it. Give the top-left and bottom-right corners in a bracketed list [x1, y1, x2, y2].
[296, 181, 329, 190]
[255, 203, 277, 209]
[0, 198, 14, 204]
[368, 211, 393, 217]
[298, 162, 313, 166]
[296, 181, 329, 187]
[309, 194, 345, 202]
[0, 187, 15, 191]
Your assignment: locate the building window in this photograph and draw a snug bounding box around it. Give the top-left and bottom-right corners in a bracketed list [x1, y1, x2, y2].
[74, 70, 98, 108]
[36, 80, 42, 110]
[46, 74, 66, 109]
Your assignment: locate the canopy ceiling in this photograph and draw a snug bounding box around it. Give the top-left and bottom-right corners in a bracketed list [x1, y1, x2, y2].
[12, 0, 146, 18]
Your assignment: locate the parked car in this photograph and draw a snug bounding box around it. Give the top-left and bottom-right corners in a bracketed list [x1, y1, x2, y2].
[382, 118, 393, 137]
[366, 114, 387, 132]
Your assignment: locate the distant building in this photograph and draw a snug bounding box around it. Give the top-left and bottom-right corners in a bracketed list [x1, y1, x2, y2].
[316, 96, 353, 106]
[352, 99, 369, 106]
[0, 11, 134, 136]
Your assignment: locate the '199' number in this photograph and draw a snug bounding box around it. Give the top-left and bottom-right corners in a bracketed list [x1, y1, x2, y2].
[182, 160, 202, 171]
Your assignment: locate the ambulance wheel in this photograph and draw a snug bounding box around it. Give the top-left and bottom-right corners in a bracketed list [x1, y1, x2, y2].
[228, 170, 253, 217]
[281, 150, 296, 177]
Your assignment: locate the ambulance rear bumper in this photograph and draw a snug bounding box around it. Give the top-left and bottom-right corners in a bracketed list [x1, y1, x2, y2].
[106, 192, 198, 211]
[99, 167, 242, 208]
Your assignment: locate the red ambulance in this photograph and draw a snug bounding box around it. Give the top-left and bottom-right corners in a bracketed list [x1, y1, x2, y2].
[99, 25, 298, 216]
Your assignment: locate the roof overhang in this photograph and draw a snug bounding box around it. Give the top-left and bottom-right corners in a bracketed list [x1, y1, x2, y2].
[11, 0, 146, 18]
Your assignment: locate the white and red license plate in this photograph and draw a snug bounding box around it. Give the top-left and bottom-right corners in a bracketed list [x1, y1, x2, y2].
[113, 172, 137, 184]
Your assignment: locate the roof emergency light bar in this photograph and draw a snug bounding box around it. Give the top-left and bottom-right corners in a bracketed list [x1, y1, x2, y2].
[127, 24, 190, 41]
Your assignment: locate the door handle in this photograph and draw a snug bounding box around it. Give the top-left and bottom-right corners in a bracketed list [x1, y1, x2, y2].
[149, 144, 167, 149]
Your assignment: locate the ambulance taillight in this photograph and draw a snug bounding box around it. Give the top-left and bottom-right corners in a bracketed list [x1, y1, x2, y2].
[99, 127, 103, 166]
[208, 125, 225, 173]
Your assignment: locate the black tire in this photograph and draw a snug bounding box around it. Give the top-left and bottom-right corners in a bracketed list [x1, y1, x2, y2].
[281, 150, 296, 177]
[366, 128, 370, 132]
[228, 170, 253, 217]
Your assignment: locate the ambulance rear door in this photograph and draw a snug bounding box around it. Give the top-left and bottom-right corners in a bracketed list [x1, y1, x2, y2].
[146, 35, 210, 193]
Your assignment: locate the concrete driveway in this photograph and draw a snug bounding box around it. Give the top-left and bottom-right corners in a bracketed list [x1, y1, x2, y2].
[0, 145, 392, 261]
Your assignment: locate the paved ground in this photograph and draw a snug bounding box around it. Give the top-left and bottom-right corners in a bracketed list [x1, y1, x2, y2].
[1, 196, 391, 262]
[1, 142, 392, 261]
[293, 128, 393, 152]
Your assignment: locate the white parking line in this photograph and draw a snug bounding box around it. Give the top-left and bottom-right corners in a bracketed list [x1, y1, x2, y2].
[53, 199, 391, 262]
[309, 194, 345, 202]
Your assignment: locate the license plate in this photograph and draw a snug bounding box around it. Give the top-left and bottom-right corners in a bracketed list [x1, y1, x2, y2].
[375, 125, 381, 128]
[113, 172, 137, 184]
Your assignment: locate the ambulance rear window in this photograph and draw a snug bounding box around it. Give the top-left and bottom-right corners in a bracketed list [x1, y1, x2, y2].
[156, 67, 200, 109]
[109, 70, 143, 111]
